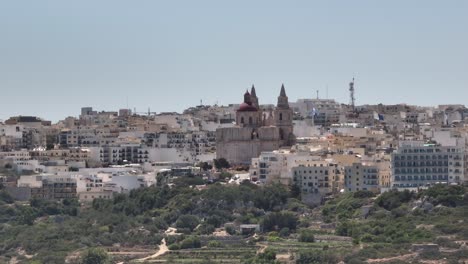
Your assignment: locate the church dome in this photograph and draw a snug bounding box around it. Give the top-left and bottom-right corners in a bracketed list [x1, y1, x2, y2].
[237, 89, 258, 112]
[238, 102, 258, 112]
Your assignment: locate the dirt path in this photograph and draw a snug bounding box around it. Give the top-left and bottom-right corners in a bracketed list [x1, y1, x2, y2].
[256, 243, 268, 254]
[136, 238, 168, 262]
[366, 253, 417, 263]
[165, 227, 180, 235]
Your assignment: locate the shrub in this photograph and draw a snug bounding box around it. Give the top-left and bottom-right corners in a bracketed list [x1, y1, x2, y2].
[219, 172, 232, 180]
[267, 236, 281, 242]
[257, 247, 276, 261]
[391, 205, 408, 218]
[168, 244, 180, 250]
[197, 223, 215, 235]
[419, 250, 442, 260]
[225, 224, 236, 235]
[353, 190, 375, 198]
[435, 224, 462, 234]
[422, 184, 465, 207]
[0, 191, 14, 204]
[166, 235, 185, 246]
[298, 229, 315, 243]
[376, 190, 415, 211]
[279, 227, 290, 237]
[336, 221, 355, 237]
[179, 236, 201, 249]
[435, 237, 460, 249]
[296, 249, 339, 264]
[207, 241, 223, 248]
[80, 248, 110, 264]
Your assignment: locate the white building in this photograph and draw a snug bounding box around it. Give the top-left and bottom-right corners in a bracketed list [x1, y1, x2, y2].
[344, 162, 379, 192]
[391, 141, 465, 188]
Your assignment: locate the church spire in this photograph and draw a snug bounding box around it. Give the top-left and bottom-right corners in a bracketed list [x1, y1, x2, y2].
[250, 84, 259, 108]
[277, 84, 289, 108]
[251, 84, 256, 97]
[280, 83, 286, 97]
[244, 89, 252, 105]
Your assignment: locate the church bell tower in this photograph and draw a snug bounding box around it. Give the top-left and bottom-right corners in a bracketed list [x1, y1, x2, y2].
[274, 84, 294, 144]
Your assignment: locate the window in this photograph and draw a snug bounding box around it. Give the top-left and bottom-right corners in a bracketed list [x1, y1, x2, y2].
[279, 113, 283, 121]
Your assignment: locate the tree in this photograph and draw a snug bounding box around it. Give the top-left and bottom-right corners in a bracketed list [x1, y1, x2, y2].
[254, 184, 290, 211]
[219, 171, 232, 180]
[262, 211, 298, 232]
[422, 184, 466, 207]
[197, 162, 212, 171]
[46, 134, 57, 150]
[81, 248, 110, 264]
[290, 184, 302, 199]
[18, 206, 37, 225]
[214, 158, 230, 170]
[176, 214, 200, 232]
[0, 190, 14, 204]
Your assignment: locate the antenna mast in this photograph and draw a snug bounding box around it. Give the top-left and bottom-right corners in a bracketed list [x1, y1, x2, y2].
[349, 77, 356, 112]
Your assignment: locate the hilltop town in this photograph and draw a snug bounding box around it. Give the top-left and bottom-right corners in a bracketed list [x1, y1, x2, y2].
[1, 83, 467, 263]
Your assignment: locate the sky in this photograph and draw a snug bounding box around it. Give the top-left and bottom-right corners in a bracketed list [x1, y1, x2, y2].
[1, 0, 467, 122]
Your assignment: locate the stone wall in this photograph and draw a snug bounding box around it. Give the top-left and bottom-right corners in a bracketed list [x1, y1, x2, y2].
[216, 127, 281, 164]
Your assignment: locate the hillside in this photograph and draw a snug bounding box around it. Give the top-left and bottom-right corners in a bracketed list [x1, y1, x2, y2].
[0, 179, 467, 264]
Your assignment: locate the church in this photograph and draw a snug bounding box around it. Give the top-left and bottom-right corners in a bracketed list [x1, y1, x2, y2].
[216, 84, 295, 164]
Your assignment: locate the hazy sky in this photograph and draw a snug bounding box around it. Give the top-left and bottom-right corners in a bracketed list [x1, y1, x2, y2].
[1, 0, 467, 121]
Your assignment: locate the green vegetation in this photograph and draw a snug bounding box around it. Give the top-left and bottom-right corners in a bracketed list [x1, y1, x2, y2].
[80, 248, 110, 264]
[0, 181, 298, 263]
[298, 229, 315, 243]
[262, 211, 298, 232]
[0, 180, 466, 263]
[213, 158, 230, 170]
[322, 184, 468, 262]
[296, 249, 340, 264]
[245, 247, 278, 264]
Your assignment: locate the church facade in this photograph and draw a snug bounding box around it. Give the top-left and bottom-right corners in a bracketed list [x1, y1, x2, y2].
[216, 85, 295, 164]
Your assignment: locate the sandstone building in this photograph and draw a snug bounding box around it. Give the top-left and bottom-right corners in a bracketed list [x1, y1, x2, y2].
[216, 85, 295, 164]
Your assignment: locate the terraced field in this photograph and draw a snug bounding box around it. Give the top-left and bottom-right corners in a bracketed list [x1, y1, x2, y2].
[133, 237, 356, 263]
[144, 247, 258, 263]
[260, 240, 354, 255]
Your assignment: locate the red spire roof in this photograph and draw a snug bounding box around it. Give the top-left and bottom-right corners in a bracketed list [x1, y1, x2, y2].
[238, 89, 257, 112]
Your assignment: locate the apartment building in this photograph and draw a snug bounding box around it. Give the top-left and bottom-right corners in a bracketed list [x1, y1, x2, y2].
[291, 99, 341, 125]
[344, 162, 379, 192]
[18, 175, 78, 200]
[292, 161, 338, 196]
[391, 141, 465, 188]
